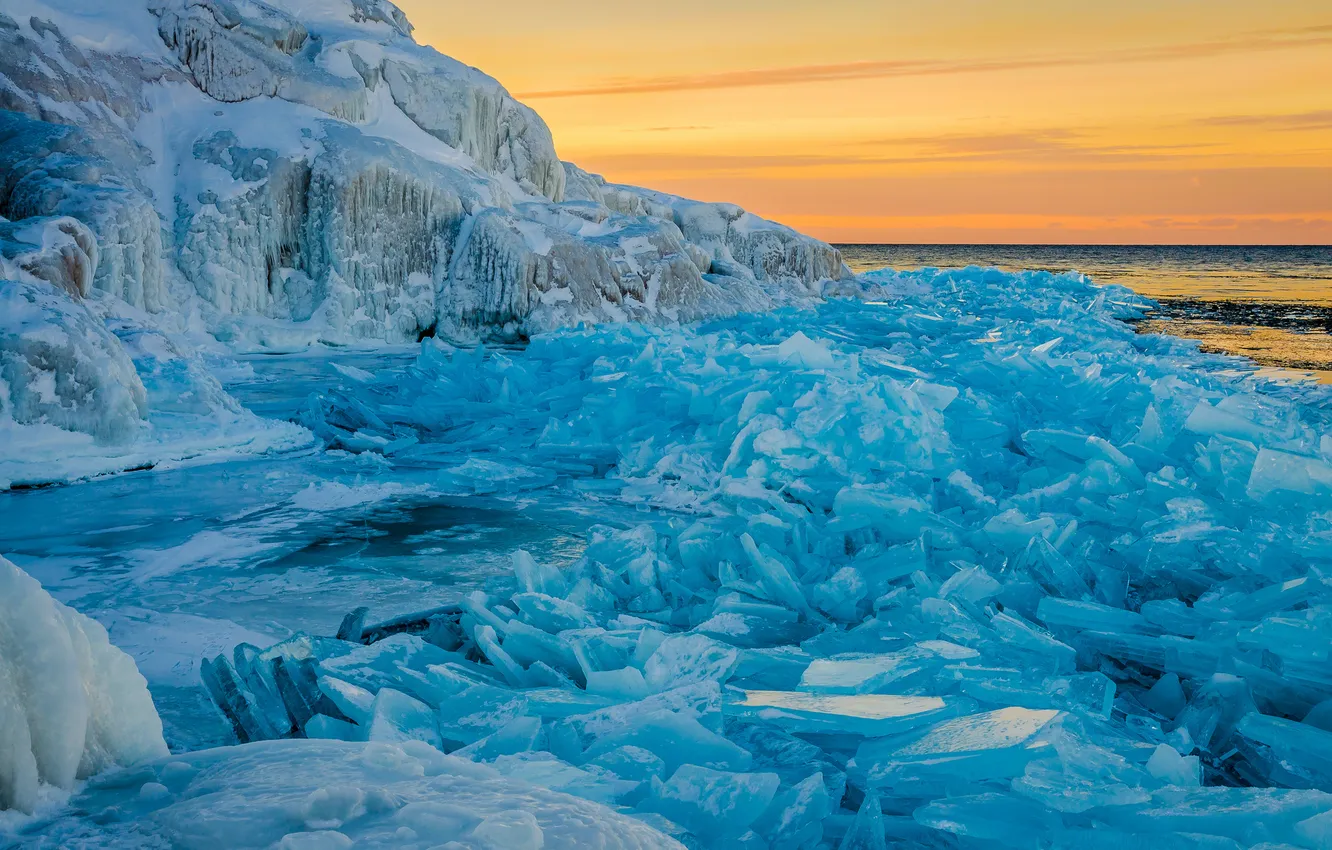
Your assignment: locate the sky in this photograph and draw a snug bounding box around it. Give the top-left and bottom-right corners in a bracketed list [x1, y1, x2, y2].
[397, 0, 1332, 245]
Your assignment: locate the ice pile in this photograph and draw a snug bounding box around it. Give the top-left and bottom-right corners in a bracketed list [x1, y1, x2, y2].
[206, 267, 1332, 847]
[0, 555, 168, 814]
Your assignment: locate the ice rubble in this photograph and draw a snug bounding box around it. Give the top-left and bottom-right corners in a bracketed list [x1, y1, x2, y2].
[0, 555, 168, 814]
[171, 266, 1332, 849]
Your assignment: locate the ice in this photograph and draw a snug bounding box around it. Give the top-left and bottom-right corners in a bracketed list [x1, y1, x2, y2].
[20, 740, 686, 848]
[0, 555, 167, 813]
[366, 688, 440, 749]
[645, 765, 780, 841]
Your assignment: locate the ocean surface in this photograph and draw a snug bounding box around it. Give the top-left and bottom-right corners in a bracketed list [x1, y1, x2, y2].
[837, 244, 1332, 381]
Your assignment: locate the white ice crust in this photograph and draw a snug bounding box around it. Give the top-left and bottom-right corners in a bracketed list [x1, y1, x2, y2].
[0, 555, 168, 814]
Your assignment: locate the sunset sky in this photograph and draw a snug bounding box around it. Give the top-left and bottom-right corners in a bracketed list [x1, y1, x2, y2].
[398, 0, 1332, 245]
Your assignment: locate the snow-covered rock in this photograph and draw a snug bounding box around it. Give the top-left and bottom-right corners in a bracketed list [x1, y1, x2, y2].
[0, 555, 168, 814]
[0, 277, 147, 445]
[0, 0, 850, 347]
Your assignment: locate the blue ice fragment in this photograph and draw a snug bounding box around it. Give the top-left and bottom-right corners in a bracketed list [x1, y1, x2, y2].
[642, 764, 780, 840]
[857, 707, 1062, 791]
[729, 690, 971, 737]
[366, 688, 441, 749]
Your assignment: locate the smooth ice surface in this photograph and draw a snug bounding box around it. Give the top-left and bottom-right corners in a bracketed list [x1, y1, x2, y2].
[0, 555, 167, 814]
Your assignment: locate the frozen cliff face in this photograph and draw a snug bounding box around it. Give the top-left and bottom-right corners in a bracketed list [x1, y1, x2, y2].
[0, 0, 850, 351]
[0, 554, 168, 814]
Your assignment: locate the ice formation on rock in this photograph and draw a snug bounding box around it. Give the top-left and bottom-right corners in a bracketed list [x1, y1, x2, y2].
[0, 0, 849, 348]
[0, 555, 168, 814]
[0, 194, 310, 488]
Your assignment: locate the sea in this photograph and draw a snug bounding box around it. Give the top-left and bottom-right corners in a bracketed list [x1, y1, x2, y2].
[837, 244, 1332, 382]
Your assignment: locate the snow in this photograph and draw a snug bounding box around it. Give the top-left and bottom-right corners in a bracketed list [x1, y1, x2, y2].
[20, 739, 686, 848]
[0, 555, 167, 814]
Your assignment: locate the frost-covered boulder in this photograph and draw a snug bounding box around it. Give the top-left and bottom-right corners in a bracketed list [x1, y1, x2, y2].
[24, 739, 683, 848]
[0, 279, 147, 444]
[0, 555, 168, 814]
[440, 202, 733, 339]
[562, 163, 852, 299]
[0, 215, 98, 298]
[0, 112, 165, 312]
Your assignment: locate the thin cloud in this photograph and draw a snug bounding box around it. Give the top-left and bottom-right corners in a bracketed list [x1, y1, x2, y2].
[1196, 110, 1332, 131]
[583, 131, 1216, 173]
[518, 25, 1332, 99]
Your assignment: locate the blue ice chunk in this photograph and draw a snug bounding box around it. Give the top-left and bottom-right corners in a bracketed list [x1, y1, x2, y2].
[316, 676, 374, 727]
[491, 751, 638, 804]
[837, 794, 885, 850]
[512, 592, 596, 633]
[1037, 597, 1160, 636]
[1146, 743, 1202, 786]
[915, 792, 1061, 844]
[643, 633, 739, 692]
[437, 683, 530, 747]
[1236, 712, 1332, 788]
[511, 549, 569, 597]
[856, 707, 1062, 791]
[473, 624, 528, 687]
[812, 566, 868, 622]
[798, 642, 973, 695]
[586, 667, 651, 700]
[455, 715, 542, 761]
[1012, 729, 1153, 813]
[581, 709, 752, 775]
[752, 771, 830, 847]
[728, 722, 847, 810]
[642, 764, 780, 840]
[589, 745, 667, 783]
[366, 688, 441, 749]
[731, 646, 814, 690]
[740, 533, 810, 616]
[316, 634, 453, 703]
[499, 620, 582, 683]
[729, 690, 971, 737]
[303, 714, 360, 742]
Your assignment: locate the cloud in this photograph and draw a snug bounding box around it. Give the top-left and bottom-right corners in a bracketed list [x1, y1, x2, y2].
[580, 130, 1215, 174]
[517, 25, 1332, 99]
[1196, 110, 1332, 131]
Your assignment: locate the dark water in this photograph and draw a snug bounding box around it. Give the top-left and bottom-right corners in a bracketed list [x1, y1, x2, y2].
[837, 244, 1332, 381]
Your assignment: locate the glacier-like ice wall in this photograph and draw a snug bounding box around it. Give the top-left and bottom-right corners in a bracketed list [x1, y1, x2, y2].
[0, 0, 850, 348]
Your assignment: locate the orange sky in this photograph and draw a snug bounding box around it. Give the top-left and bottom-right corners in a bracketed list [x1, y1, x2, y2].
[399, 0, 1332, 244]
